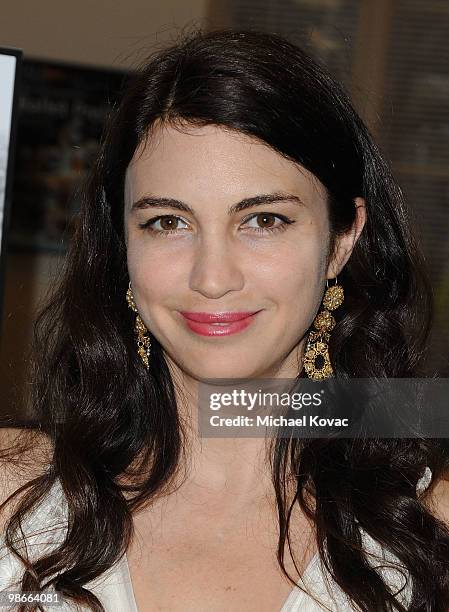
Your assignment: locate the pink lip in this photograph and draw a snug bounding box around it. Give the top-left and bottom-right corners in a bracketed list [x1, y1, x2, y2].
[179, 310, 262, 336]
[180, 311, 259, 323]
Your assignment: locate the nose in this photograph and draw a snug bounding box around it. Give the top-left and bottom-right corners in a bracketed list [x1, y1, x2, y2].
[189, 234, 245, 299]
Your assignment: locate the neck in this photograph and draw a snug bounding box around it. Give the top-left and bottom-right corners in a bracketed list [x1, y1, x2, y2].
[162, 344, 305, 507]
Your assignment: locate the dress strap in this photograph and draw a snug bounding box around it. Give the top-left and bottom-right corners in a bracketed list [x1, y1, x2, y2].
[416, 465, 433, 496]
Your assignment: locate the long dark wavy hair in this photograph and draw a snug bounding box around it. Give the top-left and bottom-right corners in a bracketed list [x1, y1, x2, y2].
[1, 26, 449, 612]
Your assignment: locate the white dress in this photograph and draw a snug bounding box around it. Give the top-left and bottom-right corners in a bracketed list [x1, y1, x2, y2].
[0, 466, 433, 611]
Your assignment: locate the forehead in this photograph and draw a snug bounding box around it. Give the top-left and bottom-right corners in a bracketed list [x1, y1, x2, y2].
[124, 122, 326, 209]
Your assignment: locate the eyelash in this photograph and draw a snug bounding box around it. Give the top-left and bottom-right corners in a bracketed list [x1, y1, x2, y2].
[137, 213, 295, 237]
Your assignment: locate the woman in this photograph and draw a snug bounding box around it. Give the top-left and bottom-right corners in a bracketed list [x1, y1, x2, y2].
[1, 27, 449, 612]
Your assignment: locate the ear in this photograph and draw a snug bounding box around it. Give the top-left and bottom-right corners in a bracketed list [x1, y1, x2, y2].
[326, 197, 366, 279]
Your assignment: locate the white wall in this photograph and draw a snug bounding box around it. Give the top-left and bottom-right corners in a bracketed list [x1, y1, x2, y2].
[0, 0, 221, 69]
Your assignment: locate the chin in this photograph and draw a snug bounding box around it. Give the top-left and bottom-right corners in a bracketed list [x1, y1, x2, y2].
[183, 362, 260, 383]
[204, 365, 270, 384]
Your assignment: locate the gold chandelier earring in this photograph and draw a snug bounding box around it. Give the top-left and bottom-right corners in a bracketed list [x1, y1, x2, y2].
[303, 276, 344, 380]
[126, 281, 151, 370]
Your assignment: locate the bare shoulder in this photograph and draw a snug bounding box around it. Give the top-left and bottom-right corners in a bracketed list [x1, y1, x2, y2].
[422, 469, 449, 527]
[0, 427, 54, 533]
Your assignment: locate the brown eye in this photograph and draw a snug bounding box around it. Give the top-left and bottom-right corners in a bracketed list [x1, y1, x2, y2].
[242, 212, 294, 235]
[138, 215, 189, 235]
[159, 216, 180, 230]
[255, 213, 276, 228]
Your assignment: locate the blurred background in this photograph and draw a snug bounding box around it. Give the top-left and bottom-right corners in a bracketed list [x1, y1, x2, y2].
[0, 0, 448, 421]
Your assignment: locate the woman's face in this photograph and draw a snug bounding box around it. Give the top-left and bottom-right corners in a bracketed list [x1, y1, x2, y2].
[124, 122, 364, 382]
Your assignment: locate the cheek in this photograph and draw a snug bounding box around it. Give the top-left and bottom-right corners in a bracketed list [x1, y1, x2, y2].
[126, 237, 188, 303]
[279, 261, 323, 312]
[255, 232, 326, 287]
[260, 237, 327, 324]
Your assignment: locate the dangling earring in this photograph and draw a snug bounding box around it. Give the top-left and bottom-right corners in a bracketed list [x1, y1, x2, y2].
[303, 276, 344, 380]
[126, 281, 151, 369]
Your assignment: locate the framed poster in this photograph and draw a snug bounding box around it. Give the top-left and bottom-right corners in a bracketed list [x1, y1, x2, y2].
[8, 59, 130, 253]
[0, 47, 22, 333]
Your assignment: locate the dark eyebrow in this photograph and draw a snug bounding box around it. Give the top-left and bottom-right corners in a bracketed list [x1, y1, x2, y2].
[130, 191, 306, 215]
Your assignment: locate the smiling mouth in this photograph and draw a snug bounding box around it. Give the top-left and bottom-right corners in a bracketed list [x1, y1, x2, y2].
[179, 311, 261, 323]
[178, 310, 262, 336]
